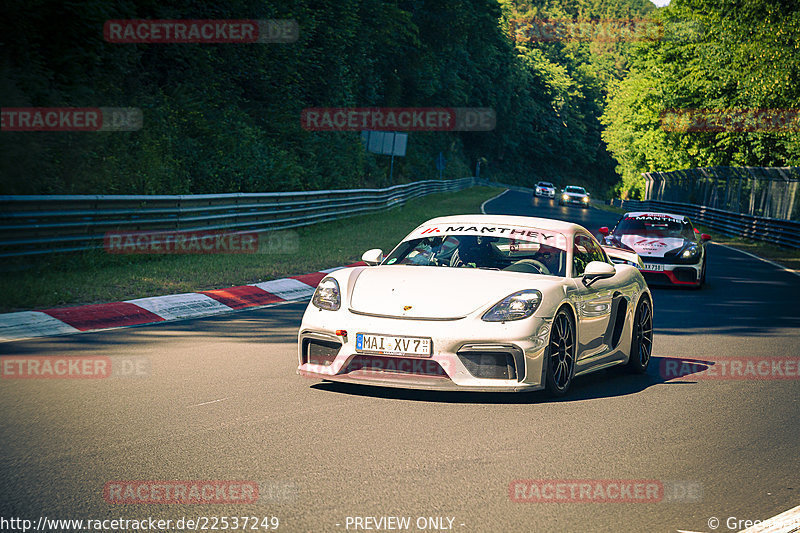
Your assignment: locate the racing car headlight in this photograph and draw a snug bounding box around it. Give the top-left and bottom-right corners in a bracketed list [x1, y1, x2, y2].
[312, 277, 341, 311]
[562, 194, 569, 200]
[482, 290, 542, 322]
[582, 196, 589, 202]
[681, 244, 700, 259]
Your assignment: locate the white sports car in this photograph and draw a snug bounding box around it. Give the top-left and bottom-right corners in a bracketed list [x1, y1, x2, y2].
[297, 215, 653, 396]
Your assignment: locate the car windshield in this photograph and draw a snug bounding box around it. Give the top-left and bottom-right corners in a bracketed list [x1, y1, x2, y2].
[538, 182, 554, 188]
[565, 186, 586, 194]
[615, 216, 694, 239]
[383, 234, 568, 277]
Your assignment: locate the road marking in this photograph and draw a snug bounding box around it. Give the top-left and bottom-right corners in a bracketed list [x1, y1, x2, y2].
[251, 278, 315, 301]
[480, 189, 510, 214]
[188, 397, 230, 408]
[127, 292, 231, 320]
[714, 243, 800, 279]
[0, 311, 80, 342]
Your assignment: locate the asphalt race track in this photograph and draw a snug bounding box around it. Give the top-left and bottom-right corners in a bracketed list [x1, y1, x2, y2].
[1, 189, 799, 533]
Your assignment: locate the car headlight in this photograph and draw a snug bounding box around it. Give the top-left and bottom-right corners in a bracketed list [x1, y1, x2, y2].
[581, 196, 589, 202]
[482, 290, 542, 322]
[312, 277, 341, 311]
[681, 244, 700, 259]
[562, 194, 569, 200]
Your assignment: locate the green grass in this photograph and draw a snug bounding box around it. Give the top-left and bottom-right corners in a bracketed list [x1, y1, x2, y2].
[590, 202, 626, 216]
[591, 201, 800, 272]
[0, 186, 504, 312]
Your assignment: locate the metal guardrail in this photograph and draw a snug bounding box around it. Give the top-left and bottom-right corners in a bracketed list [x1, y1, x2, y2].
[0, 178, 477, 258]
[643, 166, 800, 221]
[611, 198, 800, 249]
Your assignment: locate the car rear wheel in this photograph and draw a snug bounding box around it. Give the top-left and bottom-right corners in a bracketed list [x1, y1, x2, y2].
[545, 309, 576, 396]
[626, 298, 653, 374]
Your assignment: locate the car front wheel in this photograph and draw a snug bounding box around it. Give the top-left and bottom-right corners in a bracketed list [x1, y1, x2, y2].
[545, 309, 576, 396]
[626, 297, 653, 373]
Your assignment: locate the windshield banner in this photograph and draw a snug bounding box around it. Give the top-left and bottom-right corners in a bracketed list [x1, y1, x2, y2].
[408, 224, 568, 249]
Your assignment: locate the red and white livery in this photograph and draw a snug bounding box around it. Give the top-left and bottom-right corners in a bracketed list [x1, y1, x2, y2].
[600, 212, 711, 288]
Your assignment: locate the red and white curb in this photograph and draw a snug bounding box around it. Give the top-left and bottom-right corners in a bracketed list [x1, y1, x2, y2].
[0, 263, 363, 343]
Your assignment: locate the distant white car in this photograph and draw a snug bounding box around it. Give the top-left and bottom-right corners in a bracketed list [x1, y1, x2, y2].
[559, 186, 591, 208]
[298, 215, 653, 396]
[534, 181, 557, 199]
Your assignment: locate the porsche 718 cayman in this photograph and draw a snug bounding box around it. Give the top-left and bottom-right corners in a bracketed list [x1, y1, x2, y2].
[298, 215, 653, 396]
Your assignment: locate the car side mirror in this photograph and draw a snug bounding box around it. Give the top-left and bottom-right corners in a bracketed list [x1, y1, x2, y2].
[361, 248, 384, 266]
[701, 234, 711, 242]
[582, 261, 616, 285]
[598, 227, 609, 236]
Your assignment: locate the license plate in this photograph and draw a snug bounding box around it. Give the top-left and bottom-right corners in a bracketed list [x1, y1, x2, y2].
[643, 263, 664, 272]
[355, 333, 432, 357]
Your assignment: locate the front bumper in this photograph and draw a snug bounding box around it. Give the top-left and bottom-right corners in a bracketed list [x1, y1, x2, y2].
[560, 197, 589, 206]
[535, 190, 556, 198]
[297, 309, 552, 392]
[640, 262, 701, 286]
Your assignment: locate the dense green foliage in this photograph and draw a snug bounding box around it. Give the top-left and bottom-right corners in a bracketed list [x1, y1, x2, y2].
[601, 0, 800, 198]
[1, 0, 653, 196]
[8, 0, 792, 200]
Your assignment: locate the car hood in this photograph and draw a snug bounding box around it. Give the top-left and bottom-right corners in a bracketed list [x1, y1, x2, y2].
[619, 235, 685, 258]
[349, 265, 559, 319]
[564, 192, 587, 198]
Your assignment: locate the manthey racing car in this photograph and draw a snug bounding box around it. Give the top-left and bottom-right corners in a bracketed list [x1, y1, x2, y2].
[599, 212, 711, 288]
[297, 215, 653, 396]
